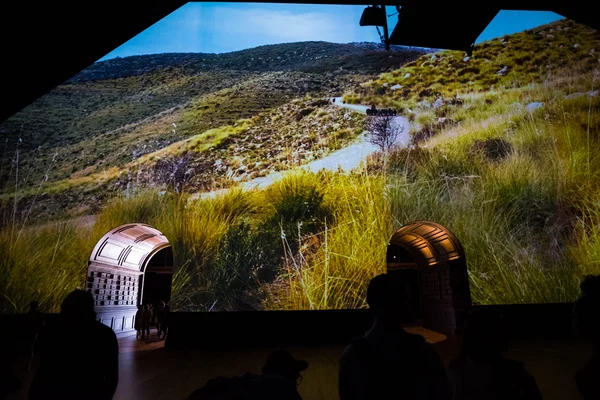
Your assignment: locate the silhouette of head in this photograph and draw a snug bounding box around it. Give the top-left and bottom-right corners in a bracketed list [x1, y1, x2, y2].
[366, 273, 409, 321]
[60, 290, 96, 322]
[262, 349, 308, 384]
[461, 308, 507, 362]
[29, 301, 39, 312]
[574, 275, 600, 343]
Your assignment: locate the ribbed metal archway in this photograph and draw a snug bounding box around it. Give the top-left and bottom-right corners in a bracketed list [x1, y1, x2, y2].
[89, 223, 170, 272]
[387, 220, 465, 270]
[386, 220, 470, 336]
[86, 223, 171, 333]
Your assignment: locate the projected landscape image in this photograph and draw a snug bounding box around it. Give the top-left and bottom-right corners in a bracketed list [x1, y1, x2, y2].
[1, 3, 599, 312]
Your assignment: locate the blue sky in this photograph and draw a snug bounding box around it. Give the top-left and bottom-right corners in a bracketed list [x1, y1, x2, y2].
[475, 10, 562, 43]
[99, 3, 563, 61]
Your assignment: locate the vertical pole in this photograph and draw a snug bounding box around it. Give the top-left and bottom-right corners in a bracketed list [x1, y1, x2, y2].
[381, 5, 390, 51]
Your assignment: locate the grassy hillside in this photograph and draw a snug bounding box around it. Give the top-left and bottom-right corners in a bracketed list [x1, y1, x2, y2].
[0, 71, 248, 188]
[1, 171, 389, 313]
[2, 98, 365, 223]
[0, 40, 414, 312]
[0, 43, 424, 197]
[348, 19, 599, 104]
[359, 18, 600, 304]
[4, 18, 600, 311]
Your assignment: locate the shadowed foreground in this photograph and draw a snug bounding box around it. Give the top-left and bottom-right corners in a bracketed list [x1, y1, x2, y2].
[4, 331, 592, 400]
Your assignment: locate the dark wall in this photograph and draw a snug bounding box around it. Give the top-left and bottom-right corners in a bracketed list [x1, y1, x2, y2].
[165, 303, 577, 349]
[165, 309, 374, 350]
[471, 303, 576, 340]
[0, 302, 579, 351]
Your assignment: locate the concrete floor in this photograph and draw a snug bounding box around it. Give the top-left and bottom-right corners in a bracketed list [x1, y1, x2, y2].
[115, 330, 591, 400]
[8, 328, 592, 400]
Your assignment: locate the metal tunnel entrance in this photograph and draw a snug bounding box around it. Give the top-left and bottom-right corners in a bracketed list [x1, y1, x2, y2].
[86, 224, 173, 334]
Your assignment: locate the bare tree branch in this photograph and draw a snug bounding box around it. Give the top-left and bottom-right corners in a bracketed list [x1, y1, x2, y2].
[366, 114, 403, 152]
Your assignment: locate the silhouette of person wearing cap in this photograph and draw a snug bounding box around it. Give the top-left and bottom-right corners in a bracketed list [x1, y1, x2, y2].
[187, 349, 307, 400]
[257, 349, 307, 399]
[28, 290, 119, 400]
[339, 273, 451, 400]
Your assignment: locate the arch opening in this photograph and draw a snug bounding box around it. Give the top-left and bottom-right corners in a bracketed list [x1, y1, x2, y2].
[386, 220, 470, 335]
[140, 246, 173, 306]
[86, 223, 173, 334]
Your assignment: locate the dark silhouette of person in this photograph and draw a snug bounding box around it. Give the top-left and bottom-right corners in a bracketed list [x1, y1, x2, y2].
[134, 304, 143, 339]
[22, 301, 45, 370]
[155, 302, 164, 339]
[161, 302, 170, 340]
[0, 363, 20, 400]
[28, 290, 119, 400]
[573, 275, 600, 400]
[0, 320, 21, 400]
[257, 349, 306, 399]
[447, 308, 543, 400]
[339, 273, 451, 400]
[157, 301, 169, 340]
[368, 105, 376, 116]
[151, 302, 157, 328]
[142, 304, 152, 340]
[187, 349, 307, 400]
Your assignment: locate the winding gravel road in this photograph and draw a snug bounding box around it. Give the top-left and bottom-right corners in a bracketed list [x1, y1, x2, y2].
[191, 97, 411, 200]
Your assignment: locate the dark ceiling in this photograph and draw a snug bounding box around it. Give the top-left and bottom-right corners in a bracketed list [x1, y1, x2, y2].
[389, 4, 500, 53]
[0, 0, 596, 123]
[390, 0, 599, 54]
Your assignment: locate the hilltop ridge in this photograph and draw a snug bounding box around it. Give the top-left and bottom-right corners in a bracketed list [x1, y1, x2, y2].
[73, 41, 429, 82]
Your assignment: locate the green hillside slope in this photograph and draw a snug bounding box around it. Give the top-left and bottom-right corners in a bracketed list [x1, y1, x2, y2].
[0, 42, 424, 223]
[0, 43, 424, 192]
[355, 18, 600, 304]
[346, 18, 600, 107]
